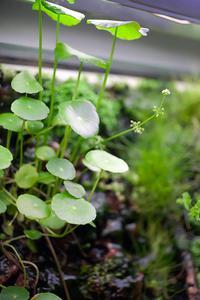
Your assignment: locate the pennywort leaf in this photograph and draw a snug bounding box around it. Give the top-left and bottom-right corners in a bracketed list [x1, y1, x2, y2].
[84, 150, 129, 173]
[37, 172, 56, 185]
[16, 194, 49, 220]
[15, 164, 38, 189]
[87, 19, 149, 40]
[25, 120, 44, 134]
[46, 158, 76, 180]
[40, 204, 66, 230]
[31, 293, 62, 300]
[55, 42, 107, 69]
[36, 146, 56, 161]
[33, 0, 85, 26]
[11, 70, 43, 94]
[0, 286, 29, 300]
[11, 97, 49, 121]
[0, 200, 7, 214]
[52, 192, 96, 225]
[58, 100, 99, 138]
[64, 181, 86, 198]
[0, 113, 23, 132]
[24, 229, 42, 240]
[0, 146, 13, 170]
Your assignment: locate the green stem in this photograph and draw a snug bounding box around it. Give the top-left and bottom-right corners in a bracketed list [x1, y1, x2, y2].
[2, 188, 17, 206]
[38, 0, 43, 100]
[71, 136, 82, 162]
[59, 125, 71, 158]
[43, 233, 71, 300]
[6, 130, 12, 149]
[88, 170, 103, 202]
[23, 260, 39, 291]
[48, 14, 61, 126]
[104, 114, 156, 143]
[104, 94, 167, 143]
[20, 121, 25, 166]
[72, 62, 83, 101]
[96, 28, 118, 111]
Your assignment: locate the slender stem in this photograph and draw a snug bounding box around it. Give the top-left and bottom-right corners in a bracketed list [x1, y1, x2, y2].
[4, 235, 26, 244]
[6, 130, 12, 149]
[2, 188, 17, 206]
[71, 136, 82, 162]
[48, 14, 61, 126]
[20, 121, 25, 166]
[104, 94, 167, 143]
[59, 126, 71, 158]
[43, 233, 71, 300]
[104, 114, 156, 143]
[88, 170, 103, 202]
[38, 0, 43, 100]
[3, 243, 27, 287]
[96, 28, 118, 111]
[23, 260, 39, 291]
[72, 62, 83, 101]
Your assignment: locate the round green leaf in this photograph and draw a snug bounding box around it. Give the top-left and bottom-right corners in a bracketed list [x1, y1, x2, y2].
[15, 164, 38, 189]
[55, 42, 106, 69]
[24, 229, 42, 240]
[82, 158, 101, 172]
[0, 286, 29, 300]
[25, 120, 44, 134]
[0, 199, 7, 214]
[85, 150, 129, 173]
[52, 192, 96, 225]
[58, 100, 99, 138]
[37, 172, 56, 185]
[0, 146, 13, 170]
[33, 1, 85, 26]
[0, 113, 23, 132]
[36, 146, 56, 161]
[17, 194, 49, 220]
[40, 205, 66, 230]
[11, 70, 43, 94]
[64, 181, 85, 198]
[31, 293, 61, 300]
[11, 97, 49, 121]
[46, 158, 76, 180]
[87, 19, 148, 40]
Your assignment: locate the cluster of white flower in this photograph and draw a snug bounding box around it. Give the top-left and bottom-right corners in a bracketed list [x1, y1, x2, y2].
[153, 105, 165, 117]
[130, 120, 144, 134]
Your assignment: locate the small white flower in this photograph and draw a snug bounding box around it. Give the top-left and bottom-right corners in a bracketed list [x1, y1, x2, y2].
[130, 120, 144, 134]
[162, 89, 171, 96]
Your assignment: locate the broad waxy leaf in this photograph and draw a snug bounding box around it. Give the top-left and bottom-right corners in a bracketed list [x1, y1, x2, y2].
[46, 158, 76, 180]
[33, 0, 85, 26]
[0, 286, 29, 300]
[40, 204, 66, 230]
[25, 120, 44, 134]
[17, 194, 49, 220]
[11, 97, 49, 121]
[87, 19, 148, 40]
[64, 180, 86, 198]
[0, 200, 7, 214]
[36, 146, 56, 161]
[24, 229, 42, 240]
[15, 164, 38, 189]
[52, 192, 96, 225]
[11, 70, 43, 94]
[0, 146, 13, 170]
[37, 172, 56, 185]
[0, 113, 23, 132]
[31, 293, 62, 300]
[55, 42, 107, 69]
[58, 100, 99, 138]
[82, 158, 101, 172]
[85, 150, 129, 173]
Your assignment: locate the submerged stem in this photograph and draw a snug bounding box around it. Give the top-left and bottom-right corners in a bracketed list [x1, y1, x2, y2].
[96, 27, 118, 111]
[43, 233, 71, 300]
[48, 14, 61, 126]
[88, 170, 103, 202]
[38, 0, 43, 100]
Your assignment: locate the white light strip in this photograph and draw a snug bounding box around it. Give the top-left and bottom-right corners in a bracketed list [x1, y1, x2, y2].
[154, 13, 191, 24]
